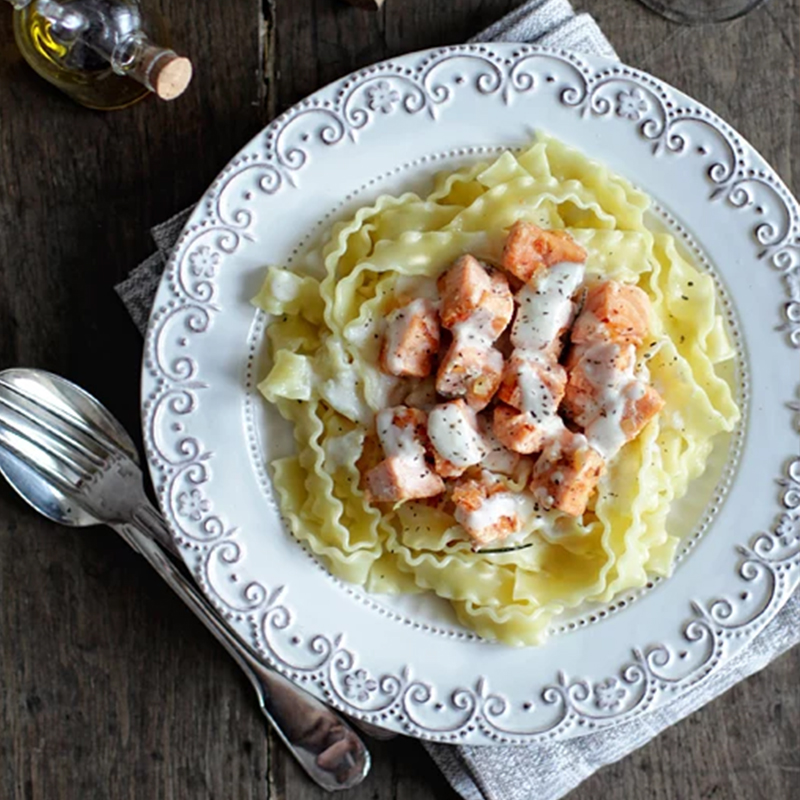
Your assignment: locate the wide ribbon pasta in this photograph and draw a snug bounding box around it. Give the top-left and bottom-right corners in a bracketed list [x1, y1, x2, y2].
[254, 136, 740, 646]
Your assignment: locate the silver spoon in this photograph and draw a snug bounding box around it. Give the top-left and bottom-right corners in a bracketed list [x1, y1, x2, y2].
[0, 367, 371, 792]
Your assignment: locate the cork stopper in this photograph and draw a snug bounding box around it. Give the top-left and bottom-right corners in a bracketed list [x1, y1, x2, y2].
[150, 55, 193, 100]
[125, 44, 193, 101]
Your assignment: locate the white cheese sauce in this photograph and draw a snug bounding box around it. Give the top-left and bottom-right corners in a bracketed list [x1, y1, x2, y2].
[315, 341, 371, 424]
[452, 308, 497, 350]
[376, 408, 425, 463]
[394, 275, 440, 302]
[319, 373, 369, 425]
[515, 352, 559, 420]
[427, 402, 486, 468]
[456, 491, 518, 534]
[511, 261, 585, 351]
[574, 340, 647, 459]
[456, 490, 538, 540]
[323, 429, 365, 471]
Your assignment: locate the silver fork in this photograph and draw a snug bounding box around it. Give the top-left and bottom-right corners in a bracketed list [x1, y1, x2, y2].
[0, 368, 372, 792]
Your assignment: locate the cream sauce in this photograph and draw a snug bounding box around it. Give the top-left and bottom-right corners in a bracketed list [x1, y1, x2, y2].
[511, 261, 585, 351]
[376, 408, 425, 463]
[427, 402, 486, 468]
[456, 491, 520, 537]
[574, 340, 647, 459]
[452, 308, 498, 350]
[323, 430, 365, 471]
[515, 352, 558, 420]
[319, 373, 368, 425]
[394, 275, 440, 303]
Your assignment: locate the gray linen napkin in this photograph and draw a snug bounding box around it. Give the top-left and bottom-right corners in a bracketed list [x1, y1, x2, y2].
[115, 3, 799, 799]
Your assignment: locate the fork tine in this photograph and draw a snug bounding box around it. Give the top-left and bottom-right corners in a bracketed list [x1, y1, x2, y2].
[0, 419, 88, 494]
[0, 376, 130, 463]
[0, 389, 108, 468]
[0, 398, 100, 480]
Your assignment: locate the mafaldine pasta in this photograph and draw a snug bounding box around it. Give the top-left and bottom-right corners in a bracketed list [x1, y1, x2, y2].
[253, 135, 740, 646]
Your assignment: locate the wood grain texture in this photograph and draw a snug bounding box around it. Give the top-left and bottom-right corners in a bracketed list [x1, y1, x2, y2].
[0, 1, 797, 799]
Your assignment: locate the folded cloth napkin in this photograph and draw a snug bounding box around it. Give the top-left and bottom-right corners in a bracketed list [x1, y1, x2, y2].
[115, 3, 799, 799]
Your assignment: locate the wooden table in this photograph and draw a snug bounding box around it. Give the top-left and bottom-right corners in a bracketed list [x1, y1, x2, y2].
[0, 1, 798, 797]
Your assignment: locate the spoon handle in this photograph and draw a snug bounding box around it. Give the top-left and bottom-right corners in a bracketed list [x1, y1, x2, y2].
[114, 502, 371, 792]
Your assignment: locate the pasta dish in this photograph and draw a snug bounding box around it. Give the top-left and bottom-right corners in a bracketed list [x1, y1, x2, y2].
[252, 136, 740, 645]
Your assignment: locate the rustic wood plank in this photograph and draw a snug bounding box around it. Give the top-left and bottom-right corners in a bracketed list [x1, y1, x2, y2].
[0, 2, 274, 799]
[0, 0, 798, 798]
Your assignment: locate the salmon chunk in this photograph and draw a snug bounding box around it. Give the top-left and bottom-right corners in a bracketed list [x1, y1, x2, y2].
[529, 430, 605, 517]
[570, 281, 651, 346]
[485, 270, 515, 338]
[452, 474, 521, 546]
[502, 221, 587, 284]
[493, 403, 564, 455]
[438, 255, 492, 329]
[380, 298, 440, 378]
[497, 352, 567, 417]
[436, 342, 503, 411]
[438, 256, 513, 338]
[366, 406, 444, 503]
[561, 341, 636, 427]
[619, 383, 664, 441]
[478, 415, 521, 476]
[365, 456, 445, 503]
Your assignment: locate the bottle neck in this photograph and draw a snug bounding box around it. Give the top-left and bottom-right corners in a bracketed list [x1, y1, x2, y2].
[110, 32, 192, 99]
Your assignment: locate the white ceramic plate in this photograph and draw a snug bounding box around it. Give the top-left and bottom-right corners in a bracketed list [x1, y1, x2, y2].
[142, 45, 800, 745]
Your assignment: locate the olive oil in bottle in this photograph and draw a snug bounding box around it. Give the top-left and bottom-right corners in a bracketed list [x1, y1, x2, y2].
[10, 0, 192, 109]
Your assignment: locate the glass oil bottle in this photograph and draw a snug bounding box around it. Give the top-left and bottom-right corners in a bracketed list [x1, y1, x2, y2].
[8, 0, 192, 109]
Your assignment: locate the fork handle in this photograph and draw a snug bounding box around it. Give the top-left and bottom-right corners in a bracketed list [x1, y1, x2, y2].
[113, 503, 371, 792]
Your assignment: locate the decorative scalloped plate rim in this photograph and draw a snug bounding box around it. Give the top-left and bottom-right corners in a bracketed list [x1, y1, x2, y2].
[141, 45, 800, 745]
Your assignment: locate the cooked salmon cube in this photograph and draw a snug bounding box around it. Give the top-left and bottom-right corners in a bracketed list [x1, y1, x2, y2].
[437, 255, 492, 329]
[435, 342, 503, 411]
[430, 451, 466, 479]
[484, 269, 515, 338]
[452, 475, 521, 546]
[502, 221, 587, 283]
[437, 256, 513, 339]
[561, 342, 635, 427]
[571, 281, 651, 346]
[492, 403, 564, 455]
[478, 415, 521, 476]
[529, 430, 606, 517]
[619, 383, 664, 441]
[380, 298, 440, 378]
[365, 456, 445, 503]
[368, 406, 445, 501]
[497, 352, 567, 417]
